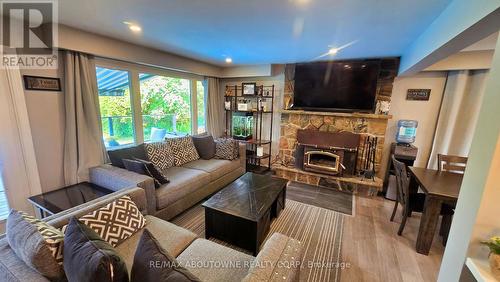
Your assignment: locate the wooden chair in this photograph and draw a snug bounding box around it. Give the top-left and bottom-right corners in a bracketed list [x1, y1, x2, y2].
[437, 154, 468, 174]
[390, 156, 454, 236]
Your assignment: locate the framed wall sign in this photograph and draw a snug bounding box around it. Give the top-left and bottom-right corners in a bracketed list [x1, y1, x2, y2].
[23, 75, 61, 91]
[242, 82, 256, 96]
[406, 89, 431, 101]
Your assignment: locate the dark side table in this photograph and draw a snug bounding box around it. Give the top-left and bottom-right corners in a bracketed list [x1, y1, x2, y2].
[28, 182, 113, 218]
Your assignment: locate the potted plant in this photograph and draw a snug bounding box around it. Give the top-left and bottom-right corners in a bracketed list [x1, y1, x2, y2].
[481, 236, 500, 278]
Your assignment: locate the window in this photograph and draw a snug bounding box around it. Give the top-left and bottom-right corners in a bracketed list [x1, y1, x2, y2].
[196, 81, 206, 134]
[140, 74, 192, 141]
[95, 61, 207, 147]
[96, 67, 135, 148]
[0, 176, 8, 220]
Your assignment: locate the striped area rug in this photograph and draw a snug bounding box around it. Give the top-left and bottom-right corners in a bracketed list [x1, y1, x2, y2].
[171, 199, 345, 282]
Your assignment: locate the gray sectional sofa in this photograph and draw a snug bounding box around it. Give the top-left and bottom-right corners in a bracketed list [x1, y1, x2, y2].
[90, 143, 246, 220]
[0, 188, 303, 281]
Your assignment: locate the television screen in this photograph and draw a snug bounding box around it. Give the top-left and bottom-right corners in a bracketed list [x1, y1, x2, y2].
[292, 60, 380, 112]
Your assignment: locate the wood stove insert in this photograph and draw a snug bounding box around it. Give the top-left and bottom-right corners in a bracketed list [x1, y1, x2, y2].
[296, 130, 360, 176]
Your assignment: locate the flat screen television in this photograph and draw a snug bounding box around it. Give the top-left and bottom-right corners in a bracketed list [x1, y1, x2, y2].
[292, 60, 380, 113]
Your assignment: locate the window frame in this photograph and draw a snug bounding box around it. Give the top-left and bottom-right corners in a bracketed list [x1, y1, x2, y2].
[95, 58, 207, 147]
[95, 65, 136, 148]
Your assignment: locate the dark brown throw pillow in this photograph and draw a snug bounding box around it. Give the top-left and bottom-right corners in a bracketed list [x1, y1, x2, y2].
[131, 229, 200, 282]
[123, 159, 168, 188]
[191, 135, 216, 160]
[63, 217, 129, 282]
[134, 158, 169, 186]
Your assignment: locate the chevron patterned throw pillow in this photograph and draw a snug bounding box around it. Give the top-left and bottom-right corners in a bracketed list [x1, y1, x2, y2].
[62, 195, 146, 247]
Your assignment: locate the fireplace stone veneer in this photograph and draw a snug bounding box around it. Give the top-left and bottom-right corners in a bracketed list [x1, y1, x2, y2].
[274, 111, 391, 190]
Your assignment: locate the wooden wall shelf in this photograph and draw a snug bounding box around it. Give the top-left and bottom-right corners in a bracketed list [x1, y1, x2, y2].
[280, 109, 392, 120]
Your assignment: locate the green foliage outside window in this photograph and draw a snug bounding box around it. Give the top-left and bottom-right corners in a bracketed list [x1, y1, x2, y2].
[99, 74, 201, 147]
[140, 75, 192, 139]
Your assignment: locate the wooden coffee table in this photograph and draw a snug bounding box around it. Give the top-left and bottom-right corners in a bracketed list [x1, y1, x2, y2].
[202, 172, 287, 255]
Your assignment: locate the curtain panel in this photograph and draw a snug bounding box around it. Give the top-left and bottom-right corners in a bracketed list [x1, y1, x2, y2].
[427, 70, 489, 169]
[205, 77, 224, 137]
[63, 51, 107, 184]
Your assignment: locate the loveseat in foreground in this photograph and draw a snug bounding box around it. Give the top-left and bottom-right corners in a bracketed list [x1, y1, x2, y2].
[0, 187, 303, 281]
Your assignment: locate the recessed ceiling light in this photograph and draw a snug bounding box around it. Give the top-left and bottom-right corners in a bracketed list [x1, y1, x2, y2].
[123, 21, 142, 33]
[225, 57, 233, 63]
[129, 25, 141, 32]
[328, 48, 339, 55]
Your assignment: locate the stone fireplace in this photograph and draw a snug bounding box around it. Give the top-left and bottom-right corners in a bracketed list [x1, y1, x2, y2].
[274, 112, 390, 191]
[273, 60, 399, 191]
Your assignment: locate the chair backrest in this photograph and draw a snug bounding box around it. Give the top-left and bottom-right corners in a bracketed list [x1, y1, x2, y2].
[392, 156, 410, 208]
[437, 154, 468, 174]
[150, 127, 167, 142]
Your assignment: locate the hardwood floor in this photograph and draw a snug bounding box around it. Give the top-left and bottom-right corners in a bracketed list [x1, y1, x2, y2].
[341, 195, 445, 282]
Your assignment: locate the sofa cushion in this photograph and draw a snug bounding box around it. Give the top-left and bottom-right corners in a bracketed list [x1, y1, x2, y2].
[176, 239, 254, 282]
[191, 135, 216, 160]
[131, 229, 201, 282]
[0, 239, 49, 282]
[155, 167, 210, 210]
[167, 136, 200, 166]
[108, 144, 148, 168]
[242, 233, 303, 282]
[63, 195, 146, 247]
[145, 142, 175, 170]
[182, 159, 240, 182]
[64, 217, 129, 282]
[114, 215, 197, 272]
[6, 210, 65, 281]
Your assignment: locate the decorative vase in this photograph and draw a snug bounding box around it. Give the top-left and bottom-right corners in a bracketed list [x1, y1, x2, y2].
[490, 253, 500, 279]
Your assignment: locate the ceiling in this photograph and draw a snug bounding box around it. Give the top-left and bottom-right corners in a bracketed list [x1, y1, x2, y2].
[58, 0, 453, 66]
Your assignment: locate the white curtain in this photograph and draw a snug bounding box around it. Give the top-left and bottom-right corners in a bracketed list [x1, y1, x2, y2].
[63, 51, 107, 184]
[204, 77, 224, 137]
[427, 70, 489, 169]
[0, 57, 42, 216]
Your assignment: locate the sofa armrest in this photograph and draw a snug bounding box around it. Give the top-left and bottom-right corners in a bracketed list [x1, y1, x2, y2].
[243, 233, 303, 282]
[239, 143, 247, 168]
[89, 164, 157, 214]
[44, 187, 147, 229]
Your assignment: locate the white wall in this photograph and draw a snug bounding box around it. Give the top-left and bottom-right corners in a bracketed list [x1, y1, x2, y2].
[21, 55, 65, 192]
[438, 35, 500, 282]
[382, 72, 448, 170]
[57, 25, 223, 77]
[425, 50, 494, 71]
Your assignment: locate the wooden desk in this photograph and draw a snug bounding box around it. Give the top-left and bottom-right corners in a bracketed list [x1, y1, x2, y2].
[408, 167, 463, 255]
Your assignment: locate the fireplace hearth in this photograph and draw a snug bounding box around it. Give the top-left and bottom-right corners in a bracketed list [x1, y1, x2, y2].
[296, 130, 360, 176]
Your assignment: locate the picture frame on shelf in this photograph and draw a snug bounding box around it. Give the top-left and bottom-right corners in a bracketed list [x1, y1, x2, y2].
[242, 82, 256, 96]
